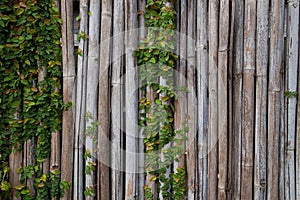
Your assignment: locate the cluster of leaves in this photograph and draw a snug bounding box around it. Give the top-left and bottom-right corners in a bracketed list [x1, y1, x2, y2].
[0, 0, 69, 198]
[135, 0, 187, 199]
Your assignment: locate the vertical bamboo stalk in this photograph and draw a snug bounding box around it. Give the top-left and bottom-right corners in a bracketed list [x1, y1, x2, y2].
[254, 0, 269, 199]
[73, 0, 88, 199]
[218, 0, 229, 199]
[240, 0, 256, 199]
[186, 0, 197, 199]
[9, 148, 22, 199]
[232, 0, 244, 198]
[296, 38, 300, 200]
[227, 1, 235, 199]
[98, 0, 112, 199]
[85, 0, 100, 198]
[111, 0, 125, 199]
[137, 0, 146, 199]
[125, 0, 138, 198]
[267, 0, 285, 199]
[61, 0, 75, 199]
[208, 0, 219, 199]
[285, 2, 299, 199]
[196, 0, 208, 199]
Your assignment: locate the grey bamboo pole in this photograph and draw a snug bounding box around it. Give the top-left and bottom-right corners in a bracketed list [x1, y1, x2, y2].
[208, 0, 219, 199]
[218, 0, 229, 199]
[254, 0, 269, 199]
[285, 2, 299, 199]
[187, 0, 197, 199]
[61, 0, 75, 199]
[232, 0, 244, 198]
[111, 0, 125, 199]
[240, 1, 256, 199]
[85, 0, 100, 198]
[124, 0, 138, 198]
[98, 0, 112, 199]
[9, 144, 22, 199]
[196, 0, 208, 199]
[73, 0, 88, 199]
[137, 0, 146, 198]
[267, 0, 285, 199]
[296, 39, 300, 200]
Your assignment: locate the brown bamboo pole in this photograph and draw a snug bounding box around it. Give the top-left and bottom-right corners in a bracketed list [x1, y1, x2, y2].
[231, 0, 244, 198]
[267, 0, 285, 199]
[84, 0, 100, 198]
[285, 2, 299, 199]
[124, 0, 138, 198]
[217, 0, 229, 199]
[9, 147, 22, 199]
[227, 1, 235, 199]
[61, 0, 75, 199]
[111, 0, 125, 199]
[254, 0, 269, 199]
[196, 0, 208, 199]
[97, 0, 112, 199]
[186, 0, 197, 199]
[208, 0, 219, 199]
[73, 0, 88, 199]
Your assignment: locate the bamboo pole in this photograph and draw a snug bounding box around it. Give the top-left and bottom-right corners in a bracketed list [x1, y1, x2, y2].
[285, 2, 299, 199]
[111, 0, 125, 199]
[254, 0, 269, 199]
[73, 0, 88, 199]
[296, 35, 300, 200]
[61, 0, 75, 199]
[231, 0, 244, 198]
[196, 0, 208, 199]
[9, 148, 22, 199]
[186, 0, 197, 199]
[267, 0, 285, 199]
[137, 0, 146, 199]
[218, 0, 229, 199]
[124, 0, 138, 198]
[208, 0, 219, 199]
[227, 1, 235, 199]
[97, 0, 112, 199]
[84, 0, 100, 198]
[240, 1, 256, 199]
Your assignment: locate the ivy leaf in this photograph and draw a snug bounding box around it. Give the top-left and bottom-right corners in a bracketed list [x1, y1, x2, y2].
[149, 57, 156, 63]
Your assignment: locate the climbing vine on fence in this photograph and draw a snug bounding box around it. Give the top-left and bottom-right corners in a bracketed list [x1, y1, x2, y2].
[0, 0, 70, 199]
[135, 0, 187, 199]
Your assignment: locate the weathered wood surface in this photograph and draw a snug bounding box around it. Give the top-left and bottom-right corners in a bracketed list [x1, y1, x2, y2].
[61, 0, 75, 199]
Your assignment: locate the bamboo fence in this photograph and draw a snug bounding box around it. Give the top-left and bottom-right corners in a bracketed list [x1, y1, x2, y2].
[7, 0, 300, 199]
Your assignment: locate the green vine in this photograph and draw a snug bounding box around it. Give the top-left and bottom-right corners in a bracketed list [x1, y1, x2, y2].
[135, 0, 187, 199]
[0, 0, 70, 198]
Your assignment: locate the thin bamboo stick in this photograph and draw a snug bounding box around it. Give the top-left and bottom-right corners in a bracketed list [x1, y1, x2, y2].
[267, 0, 285, 199]
[111, 0, 125, 199]
[254, 0, 269, 199]
[231, 0, 244, 198]
[84, 0, 100, 198]
[208, 0, 219, 199]
[73, 0, 88, 199]
[124, 0, 138, 198]
[296, 36, 300, 200]
[285, 2, 299, 199]
[187, 0, 197, 199]
[196, 0, 208, 199]
[61, 0, 75, 199]
[137, 0, 146, 198]
[97, 0, 112, 199]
